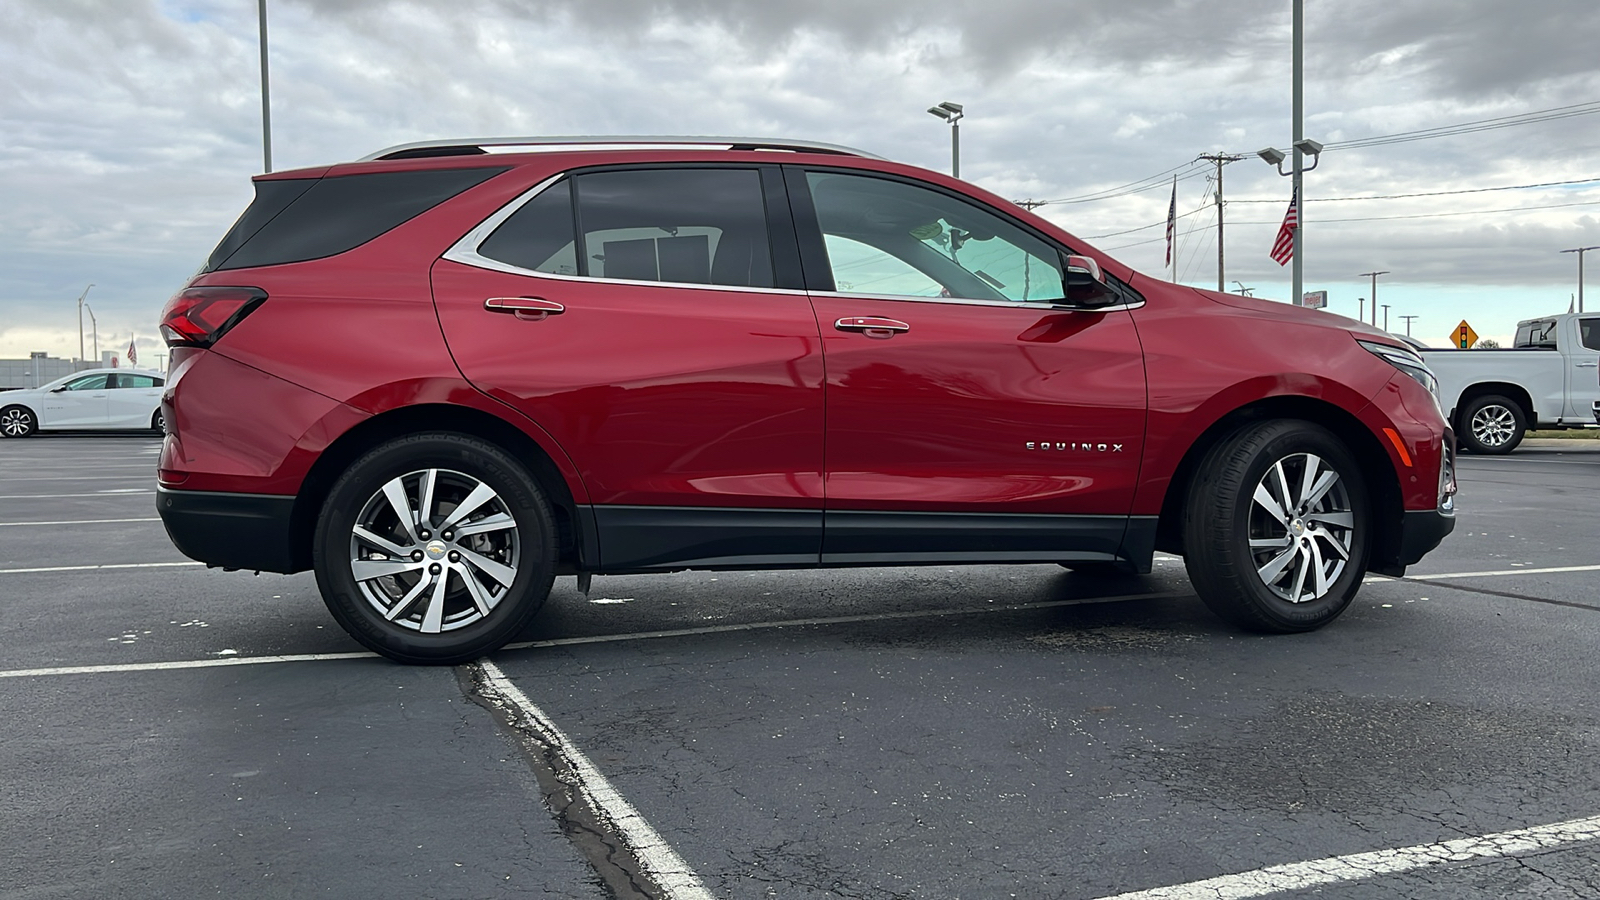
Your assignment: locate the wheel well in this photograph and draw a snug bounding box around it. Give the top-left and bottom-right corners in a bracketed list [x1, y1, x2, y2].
[1154, 396, 1405, 573]
[287, 404, 582, 574]
[1454, 382, 1533, 427]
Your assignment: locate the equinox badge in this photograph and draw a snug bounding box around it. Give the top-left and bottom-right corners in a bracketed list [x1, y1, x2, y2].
[1026, 441, 1124, 452]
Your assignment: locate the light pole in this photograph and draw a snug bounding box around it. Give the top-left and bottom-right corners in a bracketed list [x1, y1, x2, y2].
[1359, 270, 1389, 326]
[1358, 297, 1365, 322]
[1233, 281, 1254, 297]
[259, 0, 273, 173]
[1561, 245, 1598, 312]
[1400, 314, 1418, 337]
[74, 284, 94, 367]
[926, 101, 963, 178]
[1382, 304, 1390, 331]
[85, 304, 99, 363]
[1256, 0, 1321, 309]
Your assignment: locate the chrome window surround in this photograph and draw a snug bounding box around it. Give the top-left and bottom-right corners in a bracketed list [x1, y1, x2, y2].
[364, 135, 883, 162]
[443, 173, 1144, 312]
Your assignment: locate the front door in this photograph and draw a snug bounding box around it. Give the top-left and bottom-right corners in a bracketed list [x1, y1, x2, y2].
[433, 165, 825, 570]
[1566, 316, 1600, 420]
[40, 373, 111, 428]
[792, 168, 1148, 563]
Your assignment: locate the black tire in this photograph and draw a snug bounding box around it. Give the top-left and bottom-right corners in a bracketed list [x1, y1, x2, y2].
[1, 405, 37, 438]
[1457, 394, 1525, 455]
[1182, 420, 1370, 633]
[150, 409, 165, 434]
[313, 432, 557, 664]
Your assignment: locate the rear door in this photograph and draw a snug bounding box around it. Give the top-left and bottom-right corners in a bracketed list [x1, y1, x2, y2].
[106, 373, 163, 427]
[789, 168, 1148, 564]
[39, 373, 111, 428]
[432, 164, 826, 570]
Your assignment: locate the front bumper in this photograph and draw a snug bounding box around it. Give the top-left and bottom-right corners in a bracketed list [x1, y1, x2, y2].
[157, 486, 298, 573]
[1395, 507, 1457, 568]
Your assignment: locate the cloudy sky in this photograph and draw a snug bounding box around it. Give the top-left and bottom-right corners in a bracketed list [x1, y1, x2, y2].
[3, 0, 1599, 365]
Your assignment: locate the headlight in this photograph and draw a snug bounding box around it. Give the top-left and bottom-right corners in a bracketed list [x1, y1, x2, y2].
[1358, 339, 1438, 398]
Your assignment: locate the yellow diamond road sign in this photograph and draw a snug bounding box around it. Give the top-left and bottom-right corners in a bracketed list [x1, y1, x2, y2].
[1452, 320, 1479, 349]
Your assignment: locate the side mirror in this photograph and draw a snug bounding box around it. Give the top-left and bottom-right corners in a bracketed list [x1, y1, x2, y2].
[50, 385, 69, 393]
[1059, 254, 1118, 308]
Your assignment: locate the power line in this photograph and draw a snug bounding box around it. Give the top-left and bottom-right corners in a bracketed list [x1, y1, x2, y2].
[1324, 100, 1600, 151]
[1226, 175, 1600, 204]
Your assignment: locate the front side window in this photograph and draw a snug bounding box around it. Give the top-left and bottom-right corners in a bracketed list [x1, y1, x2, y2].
[62, 374, 108, 391]
[806, 171, 1065, 303]
[574, 169, 774, 288]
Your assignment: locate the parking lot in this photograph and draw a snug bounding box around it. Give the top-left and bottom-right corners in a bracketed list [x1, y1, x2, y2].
[2, 435, 1599, 899]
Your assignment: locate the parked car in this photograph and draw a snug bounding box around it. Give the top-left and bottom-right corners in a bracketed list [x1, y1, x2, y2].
[1421, 313, 1600, 453]
[156, 136, 1457, 664]
[0, 368, 167, 437]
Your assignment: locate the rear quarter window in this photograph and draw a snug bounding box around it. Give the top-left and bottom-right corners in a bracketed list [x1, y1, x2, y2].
[206, 167, 508, 272]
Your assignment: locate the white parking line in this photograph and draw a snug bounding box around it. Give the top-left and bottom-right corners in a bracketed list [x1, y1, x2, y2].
[1380, 564, 1600, 581]
[1092, 814, 1600, 900]
[0, 475, 156, 482]
[0, 491, 155, 499]
[473, 659, 714, 900]
[0, 652, 376, 679]
[0, 561, 202, 575]
[0, 518, 162, 527]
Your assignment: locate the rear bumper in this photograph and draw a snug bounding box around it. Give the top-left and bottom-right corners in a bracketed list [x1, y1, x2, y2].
[1396, 508, 1456, 568]
[157, 486, 299, 574]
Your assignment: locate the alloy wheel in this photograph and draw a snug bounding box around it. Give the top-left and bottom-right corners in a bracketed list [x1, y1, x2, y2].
[1247, 452, 1355, 604]
[1, 408, 34, 437]
[348, 468, 521, 633]
[1470, 403, 1516, 448]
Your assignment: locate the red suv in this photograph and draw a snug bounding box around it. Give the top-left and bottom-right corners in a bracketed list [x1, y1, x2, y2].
[157, 136, 1455, 664]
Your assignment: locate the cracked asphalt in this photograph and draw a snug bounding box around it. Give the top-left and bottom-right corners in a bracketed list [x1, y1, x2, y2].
[2, 434, 1598, 898]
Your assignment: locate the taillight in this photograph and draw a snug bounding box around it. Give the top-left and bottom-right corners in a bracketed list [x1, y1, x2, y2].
[160, 286, 267, 347]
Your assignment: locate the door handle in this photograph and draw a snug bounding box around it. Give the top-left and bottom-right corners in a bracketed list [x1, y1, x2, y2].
[835, 316, 910, 339]
[1576, 361, 1598, 368]
[484, 297, 565, 321]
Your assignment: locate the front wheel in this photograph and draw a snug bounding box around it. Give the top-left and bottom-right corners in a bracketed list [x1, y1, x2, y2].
[1, 406, 37, 438]
[1183, 420, 1369, 633]
[1458, 394, 1524, 455]
[313, 433, 557, 664]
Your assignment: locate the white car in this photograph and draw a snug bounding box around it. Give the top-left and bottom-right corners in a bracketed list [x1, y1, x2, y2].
[0, 368, 167, 438]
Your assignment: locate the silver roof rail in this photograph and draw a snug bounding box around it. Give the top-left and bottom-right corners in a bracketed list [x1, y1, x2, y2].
[359, 135, 884, 162]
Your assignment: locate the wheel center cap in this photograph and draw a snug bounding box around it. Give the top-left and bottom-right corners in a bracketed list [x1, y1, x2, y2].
[1292, 519, 1305, 534]
[425, 541, 447, 559]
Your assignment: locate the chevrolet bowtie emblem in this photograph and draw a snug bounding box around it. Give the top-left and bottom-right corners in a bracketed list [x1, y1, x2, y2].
[1026, 441, 1124, 452]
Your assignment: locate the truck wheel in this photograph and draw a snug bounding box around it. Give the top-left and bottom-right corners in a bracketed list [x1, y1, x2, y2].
[312, 432, 557, 665]
[1458, 394, 1525, 455]
[1182, 420, 1369, 633]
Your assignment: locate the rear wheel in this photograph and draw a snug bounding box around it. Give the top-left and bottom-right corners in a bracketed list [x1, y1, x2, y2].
[1, 406, 37, 438]
[1458, 394, 1524, 455]
[313, 433, 557, 664]
[1183, 420, 1369, 633]
[150, 409, 165, 434]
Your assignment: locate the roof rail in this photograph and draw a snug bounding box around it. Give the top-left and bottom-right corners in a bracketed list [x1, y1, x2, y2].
[359, 136, 884, 162]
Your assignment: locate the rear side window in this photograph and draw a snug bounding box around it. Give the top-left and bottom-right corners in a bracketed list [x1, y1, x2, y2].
[206, 167, 508, 272]
[1580, 318, 1600, 351]
[111, 374, 160, 389]
[478, 179, 579, 276]
[573, 169, 774, 288]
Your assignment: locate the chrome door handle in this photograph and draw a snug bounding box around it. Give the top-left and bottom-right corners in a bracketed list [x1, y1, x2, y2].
[1576, 361, 1598, 367]
[484, 297, 565, 321]
[835, 316, 910, 338]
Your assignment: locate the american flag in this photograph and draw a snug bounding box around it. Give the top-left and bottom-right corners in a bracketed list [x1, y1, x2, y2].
[1270, 188, 1298, 266]
[1164, 176, 1177, 267]
[127, 336, 137, 366]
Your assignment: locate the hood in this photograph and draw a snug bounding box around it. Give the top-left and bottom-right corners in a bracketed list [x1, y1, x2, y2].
[1186, 285, 1403, 345]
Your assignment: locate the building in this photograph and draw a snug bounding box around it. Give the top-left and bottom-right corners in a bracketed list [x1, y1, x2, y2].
[0, 351, 121, 390]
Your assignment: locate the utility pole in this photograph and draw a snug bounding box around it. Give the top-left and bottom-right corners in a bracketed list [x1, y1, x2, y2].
[1014, 199, 1047, 211]
[1197, 152, 1246, 292]
[1358, 297, 1365, 322]
[1382, 304, 1390, 331]
[74, 284, 93, 367]
[1562, 246, 1598, 312]
[259, 0, 272, 173]
[1399, 314, 1418, 337]
[1358, 271, 1389, 326]
[1232, 281, 1253, 297]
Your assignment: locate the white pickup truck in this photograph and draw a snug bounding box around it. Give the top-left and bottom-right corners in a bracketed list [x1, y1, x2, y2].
[1421, 313, 1600, 454]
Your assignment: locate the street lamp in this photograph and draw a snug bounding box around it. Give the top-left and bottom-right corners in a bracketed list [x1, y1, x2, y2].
[926, 101, 964, 178]
[259, 0, 273, 173]
[75, 283, 94, 367]
[1399, 314, 1418, 337]
[1358, 297, 1365, 322]
[1561, 245, 1599, 312]
[1257, 0, 1320, 312]
[1382, 303, 1390, 331]
[84, 303, 99, 363]
[1359, 270, 1390, 326]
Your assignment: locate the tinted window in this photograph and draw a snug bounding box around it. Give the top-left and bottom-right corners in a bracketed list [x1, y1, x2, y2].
[477, 179, 579, 275]
[209, 167, 508, 272]
[573, 169, 774, 288]
[805, 171, 1065, 303]
[1580, 318, 1600, 352]
[1515, 319, 1558, 348]
[205, 178, 315, 272]
[113, 374, 159, 389]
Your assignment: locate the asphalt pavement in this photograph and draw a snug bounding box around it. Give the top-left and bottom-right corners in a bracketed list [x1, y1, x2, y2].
[2, 434, 1598, 899]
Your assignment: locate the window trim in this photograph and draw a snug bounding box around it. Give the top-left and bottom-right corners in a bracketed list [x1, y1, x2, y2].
[782, 164, 1145, 312]
[441, 163, 807, 294]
